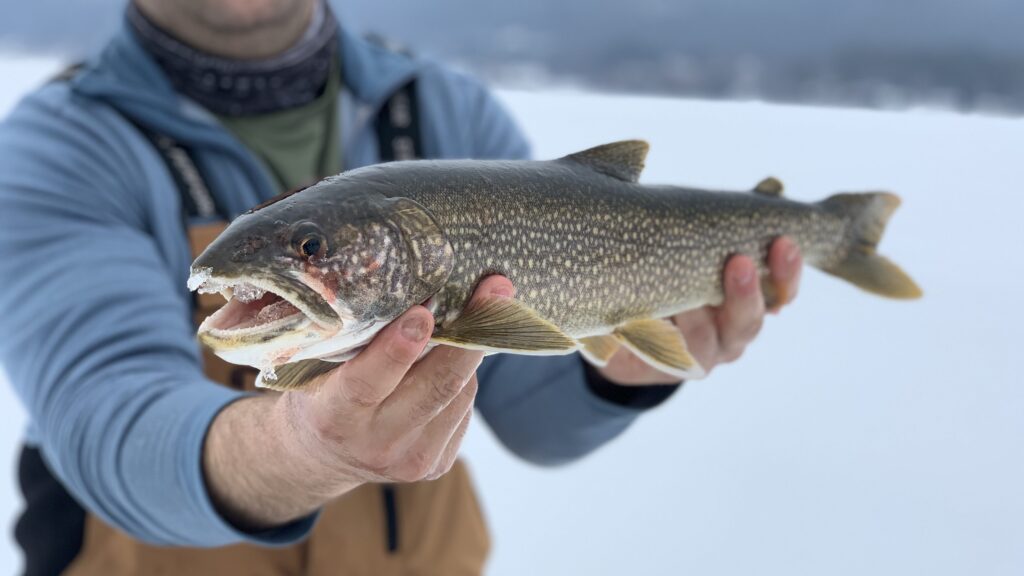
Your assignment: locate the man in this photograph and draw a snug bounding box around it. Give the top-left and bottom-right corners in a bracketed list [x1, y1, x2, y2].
[0, 0, 802, 574]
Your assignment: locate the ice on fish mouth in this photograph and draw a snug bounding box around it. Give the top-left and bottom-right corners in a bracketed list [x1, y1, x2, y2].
[186, 271, 267, 303]
[233, 283, 267, 303]
[187, 267, 213, 292]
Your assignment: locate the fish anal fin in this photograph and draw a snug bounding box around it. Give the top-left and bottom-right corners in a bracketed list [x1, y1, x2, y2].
[563, 140, 649, 183]
[578, 335, 621, 367]
[614, 318, 705, 379]
[256, 359, 340, 391]
[432, 298, 577, 353]
[753, 177, 784, 197]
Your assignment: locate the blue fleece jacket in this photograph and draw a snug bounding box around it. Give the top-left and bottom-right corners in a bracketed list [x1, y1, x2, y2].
[0, 23, 651, 547]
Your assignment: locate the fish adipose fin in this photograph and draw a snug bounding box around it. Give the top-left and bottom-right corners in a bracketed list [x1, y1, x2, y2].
[578, 335, 621, 367]
[256, 359, 340, 391]
[432, 298, 577, 353]
[613, 319, 705, 379]
[753, 177, 784, 197]
[820, 193, 923, 299]
[564, 140, 649, 183]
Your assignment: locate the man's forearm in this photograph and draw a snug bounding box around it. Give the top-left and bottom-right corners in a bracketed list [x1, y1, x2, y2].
[203, 394, 360, 531]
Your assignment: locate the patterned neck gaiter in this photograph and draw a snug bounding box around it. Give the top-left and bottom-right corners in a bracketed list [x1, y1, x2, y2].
[127, 0, 338, 117]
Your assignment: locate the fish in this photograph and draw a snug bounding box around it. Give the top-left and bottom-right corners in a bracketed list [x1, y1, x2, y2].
[187, 140, 922, 390]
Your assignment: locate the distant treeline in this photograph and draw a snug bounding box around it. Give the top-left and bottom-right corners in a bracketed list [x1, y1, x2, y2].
[472, 48, 1024, 115]
[1, 0, 1021, 115]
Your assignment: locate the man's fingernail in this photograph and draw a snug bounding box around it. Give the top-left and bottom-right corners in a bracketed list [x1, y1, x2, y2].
[490, 286, 514, 298]
[784, 244, 799, 265]
[735, 266, 754, 288]
[401, 315, 429, 342]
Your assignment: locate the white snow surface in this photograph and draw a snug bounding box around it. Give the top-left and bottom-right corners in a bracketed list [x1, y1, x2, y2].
[0, 55, 1021, 575]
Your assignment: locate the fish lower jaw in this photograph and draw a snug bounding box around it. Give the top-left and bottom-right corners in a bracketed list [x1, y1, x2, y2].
[199, 311, 310, 343]
[286, 319, 390, 363]
[205, 330, 321, 373]
[191, 273, 343, 332]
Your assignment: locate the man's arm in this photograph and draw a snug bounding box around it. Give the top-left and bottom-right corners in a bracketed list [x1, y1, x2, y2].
[0, 88, 495, 543]
[0, 90, 260, 546]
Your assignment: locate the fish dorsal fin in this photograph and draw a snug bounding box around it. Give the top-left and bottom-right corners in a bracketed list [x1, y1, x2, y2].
[613, 319, 705, 379]
[578, 335, 621, 367]
[431, 298, 577, 353]
[753, 177, 784, 197]
[564, 140, 649, 183]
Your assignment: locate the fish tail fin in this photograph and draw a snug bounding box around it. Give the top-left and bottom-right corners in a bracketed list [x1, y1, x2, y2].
[819, 192, 923, 299]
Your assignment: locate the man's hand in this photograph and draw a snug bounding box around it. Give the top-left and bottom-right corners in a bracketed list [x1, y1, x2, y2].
[597, 237, 803, 386]
[203, 276, 516, 532]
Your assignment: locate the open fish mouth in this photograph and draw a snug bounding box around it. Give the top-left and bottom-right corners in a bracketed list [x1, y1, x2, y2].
[188, 268, 343, 350]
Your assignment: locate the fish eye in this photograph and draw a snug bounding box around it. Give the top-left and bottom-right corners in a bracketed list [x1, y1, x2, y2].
[300, 236, 322, 258]
[290, 220, 325, 259]
[291, 222, 326, 260]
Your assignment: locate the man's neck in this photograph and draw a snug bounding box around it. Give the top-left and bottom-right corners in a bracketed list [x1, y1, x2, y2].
[128, 1, 339, 117]
[133, 0, 316, 60]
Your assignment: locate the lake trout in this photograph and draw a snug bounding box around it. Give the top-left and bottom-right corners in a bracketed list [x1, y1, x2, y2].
[187, 140, 922, 390]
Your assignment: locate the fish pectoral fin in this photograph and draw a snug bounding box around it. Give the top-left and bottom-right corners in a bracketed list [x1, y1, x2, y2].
[613, 318, 705, 379]
[563, 140, 649, 183]
[753, 176, 784, 197]
[431, 298, 577, 353]
[578, 335, 621, 367]
[256, 359, 341, 391]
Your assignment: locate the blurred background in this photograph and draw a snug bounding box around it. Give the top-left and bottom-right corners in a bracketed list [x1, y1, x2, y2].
[4, 0, 1024, 115]
[0, 1, 1022, 575]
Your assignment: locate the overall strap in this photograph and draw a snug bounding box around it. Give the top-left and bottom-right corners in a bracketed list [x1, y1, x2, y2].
[376, 79, 423, 162]
[129, 125, 225, 221]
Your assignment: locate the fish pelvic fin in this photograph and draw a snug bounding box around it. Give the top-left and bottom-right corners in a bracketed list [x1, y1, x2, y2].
[563, 140, 649, 183]
[578, 335, 621, 367]
[431, 298, 577, 353]
[820, 192, 923, 299]
[613, 319, 705, 380]
[256, 359, 340, 391]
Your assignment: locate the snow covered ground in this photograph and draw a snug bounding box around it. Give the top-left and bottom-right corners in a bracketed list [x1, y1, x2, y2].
[0, 55, 1021, 575]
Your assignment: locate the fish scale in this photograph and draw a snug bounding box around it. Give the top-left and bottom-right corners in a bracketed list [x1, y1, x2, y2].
[189, 140, 921, 390]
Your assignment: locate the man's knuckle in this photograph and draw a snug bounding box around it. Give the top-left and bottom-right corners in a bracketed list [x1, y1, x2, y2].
[396, 450, 433, 482]
[432, 367, 467, 402]
[685, 321, 716, 350]
[359, 449, 394, 476]
[430, 457, 455, 481]
[342, 374, 382, 408]
[384, 338, 418, 366]
[308, 409, 345, 446]
[719, 344, 746, 364]
[738, 317, 764, 342]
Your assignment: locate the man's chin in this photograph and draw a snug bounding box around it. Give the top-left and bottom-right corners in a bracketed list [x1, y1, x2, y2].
[191, 0, 314, 33]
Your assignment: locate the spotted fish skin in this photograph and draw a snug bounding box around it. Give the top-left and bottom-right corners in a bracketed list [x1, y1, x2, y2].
[190, 140, 921, 390]
[358, 159, 846, 337]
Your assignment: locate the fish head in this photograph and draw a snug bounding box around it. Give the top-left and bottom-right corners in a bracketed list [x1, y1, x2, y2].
[188, 179, 453, 369]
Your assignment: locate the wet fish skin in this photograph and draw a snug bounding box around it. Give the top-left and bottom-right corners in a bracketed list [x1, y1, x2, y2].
[352, 152, 912, 337]
[190, 140, 921, 389]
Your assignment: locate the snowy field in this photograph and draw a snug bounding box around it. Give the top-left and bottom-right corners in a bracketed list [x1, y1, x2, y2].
[1, 55, 1022, 575]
